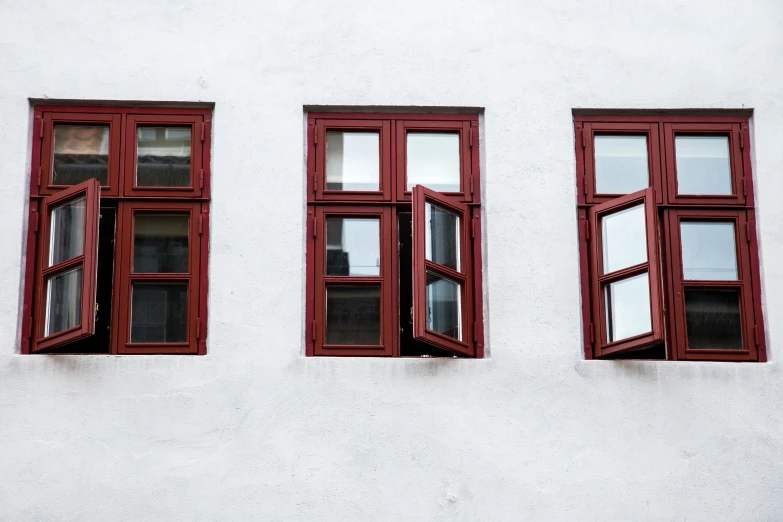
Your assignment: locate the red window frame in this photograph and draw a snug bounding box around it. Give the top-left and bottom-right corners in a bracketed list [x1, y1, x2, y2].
[21, 105, 212, 355]
[32, 179, 101, 352]
[39, 112, 122, 197]
[575, 113, 765, 362]
[306, 112, 483, 358]
[589, 188, 664, 357]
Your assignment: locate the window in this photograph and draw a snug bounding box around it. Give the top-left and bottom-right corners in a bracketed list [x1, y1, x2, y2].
[575, 114, 765, 361]
[21, 105, 211, 355]
[306, 113, 483, 357]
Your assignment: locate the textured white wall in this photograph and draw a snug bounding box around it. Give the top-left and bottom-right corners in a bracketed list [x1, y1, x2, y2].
[1, 1, 782, 520]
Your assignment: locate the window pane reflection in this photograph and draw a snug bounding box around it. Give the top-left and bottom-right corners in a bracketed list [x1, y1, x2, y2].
[325, 286, 381, 345]
[425, 202, 460, 271]
[601, 203, 647, 274]
[53, 125, 110, 185]
[594, 135, 649, 194]
[604, 273, 651, 343]
[45, 267, 83, 336]
[136, 127, 192, 187]
[676, 136, 732, 195]
[407, 133, 460, 192]
[326, 132, 380, 191]
[133, 214, 189, 273]
[49, 197, 86, 266]
[425, 271, 462, 341]
[680, 222, 737, 280]
[685, 289, 742, 349]
[326, 218, 380, 276]
[131, 282, 188, 343]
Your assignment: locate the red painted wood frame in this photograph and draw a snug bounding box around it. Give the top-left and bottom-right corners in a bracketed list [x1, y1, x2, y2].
[32, 179, 101, 352]
[306, 113, 482, 358]
[665, 209, 758, 361]
[123, 114, 205, 198]
[412, 186, 475, 356]
[114, 201, 203, 354]
[312, 206, 394, 356]
[663, 123, 747, 206]
[312, 119, 392, 202]
[395, 120, 474, 203]
[575, 113, 764, 361]
[588, 188, 664, 357]
[581, 122, 663, 205]
[39, 112, 122, 197]
[22, 105, 212, 355]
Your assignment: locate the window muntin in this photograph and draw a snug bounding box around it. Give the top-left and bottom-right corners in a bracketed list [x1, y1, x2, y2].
[24, 106, 211, 355]
[308, 114, 481, 358]
[576, 115, 763, 362]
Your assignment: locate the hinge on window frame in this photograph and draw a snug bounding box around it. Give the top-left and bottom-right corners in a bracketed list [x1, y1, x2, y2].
[312, 216, 317, 237]
[27, 317, 34, 338]
[584, 220, 590, 241]
[740, 130, 745, 149]
[39, 119, 44, 139]
[580, 128, 586, 149]
[32, 210, 39, 233]
[199, 169, 204, 189]
[469, 127, 473, 148]
[313, 127, 318, 145]
[313, 171, 317, 193]
[471, 218, 475, 238]
[589, 323, 595, 344]
[311, 320, 316, 342]
[582, 176, 587, 197]
[37, 166, 41, 187]
[746, 222, 752, 243]
[198, 215, 203, 235]
[742, 177, 747, 196]
[200, 121, 205, 142]
[197, 319, 201, 340]
[470, 175, 474, 195]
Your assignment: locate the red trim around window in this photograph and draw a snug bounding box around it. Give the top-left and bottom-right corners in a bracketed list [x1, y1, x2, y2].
[575, 113, 764, 362]
[21, 105, 211, 355]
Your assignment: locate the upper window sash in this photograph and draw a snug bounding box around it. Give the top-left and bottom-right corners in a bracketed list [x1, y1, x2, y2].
[32, 179, 101, 353]
[39, 113, 122, 197]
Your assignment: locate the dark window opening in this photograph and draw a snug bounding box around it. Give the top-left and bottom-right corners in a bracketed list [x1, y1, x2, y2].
[398, 212, 454, 357]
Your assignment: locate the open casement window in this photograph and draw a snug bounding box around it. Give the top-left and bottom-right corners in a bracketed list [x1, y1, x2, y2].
[412, 185, 474, 356]
[32, 179, 100, 352]
[589, 188, 664, 357]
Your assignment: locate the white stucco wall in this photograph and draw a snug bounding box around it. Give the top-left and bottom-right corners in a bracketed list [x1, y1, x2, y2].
[1, 1, 782, 520]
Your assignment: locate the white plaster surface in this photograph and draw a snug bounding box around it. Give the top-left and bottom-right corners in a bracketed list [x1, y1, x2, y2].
[1, 1, 783, 520]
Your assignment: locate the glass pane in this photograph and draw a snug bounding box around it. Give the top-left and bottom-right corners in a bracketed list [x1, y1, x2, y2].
[406, 132, 460, 192]
[52, 125, 110, 185]
[326, 218, 380, 276]
[45, 267, 83, 336]
[133, 214, 189, 273]
[675, 136, 732, 195]
[49, 196, 86, 266]
[136, 127, 192, 187]
[604, 272, 651, 343]
[326, 132, 379, 191]
[425, 202, 460, 271]
[601, 203, 647, 274]
[685, 289, 743, 350]
[131, 282, 188, 343]
[681, 222, 738, 281]
[425, 271, 462, 341]
[325, 286, 381, 345]
[594, 135, 649, 194]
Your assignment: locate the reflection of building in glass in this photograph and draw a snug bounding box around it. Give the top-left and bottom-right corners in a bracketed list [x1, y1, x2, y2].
[53, 125, 110, 185]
